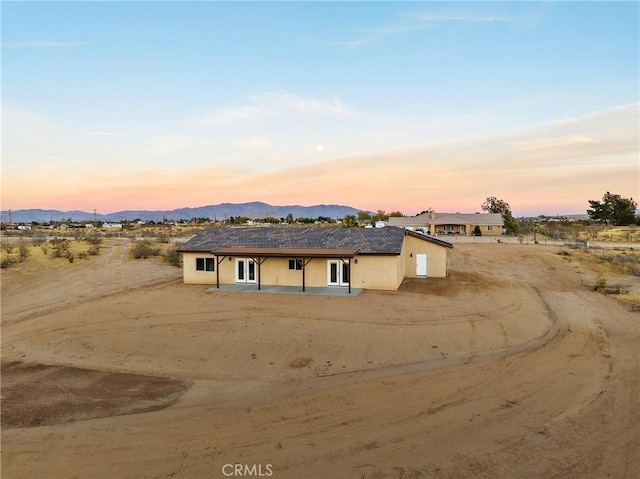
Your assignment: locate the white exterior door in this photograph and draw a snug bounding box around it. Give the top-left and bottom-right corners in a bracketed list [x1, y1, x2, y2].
[327, 260, 350, 286]
[416, 254, 427, 276]
[236, 258, 256, 283]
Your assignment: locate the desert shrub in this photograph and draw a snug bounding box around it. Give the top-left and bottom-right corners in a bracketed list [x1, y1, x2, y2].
[67, 253, 75, 263]
[50, 239, 71, 258]
[41, 243, 49, 255]
[77, 251, 88, 260]
[32, 234, 47, 246]
[87, 245, 101, 256]
[130, 240, 160, 259]
[156, 233, 170, 243]
[594, 276, 607, 292]
[0, 256, 17, 268]
[162, 246, 182, 267]
[1, 243, 14, 255]
[17, 242, 30, 262]
[85, 233, 103, 245]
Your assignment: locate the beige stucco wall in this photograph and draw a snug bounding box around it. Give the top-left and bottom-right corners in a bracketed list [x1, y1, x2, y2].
[182, 236, 449, 289]
[350, 254, 403, 291]
[182, 253, 404, 290]
[402, 235, 448, 278]
[182, 253, 218, 284]
[463, 224, 501, 236]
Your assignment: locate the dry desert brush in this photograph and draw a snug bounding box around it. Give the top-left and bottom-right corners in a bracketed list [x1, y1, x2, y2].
[130, 239, 161, 259]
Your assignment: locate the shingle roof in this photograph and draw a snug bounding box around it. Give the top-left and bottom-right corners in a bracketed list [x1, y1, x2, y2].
[178, 226, 451, 255]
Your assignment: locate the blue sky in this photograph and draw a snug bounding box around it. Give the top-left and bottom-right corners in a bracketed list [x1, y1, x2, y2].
[2, 1, 639, 215]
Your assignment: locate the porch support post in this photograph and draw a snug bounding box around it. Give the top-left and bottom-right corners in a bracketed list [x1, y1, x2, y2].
[301, 258, 313, 292]
[348, 257, 351, 294]
[215, 254, 227, 289]
[257, 257, 261, 290]
[251, 257, 267, 291]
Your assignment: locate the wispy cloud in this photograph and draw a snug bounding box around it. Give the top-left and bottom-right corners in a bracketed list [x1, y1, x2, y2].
[407, 12, 516, 23]
[512, 135, 599, 150]
[239, 137, 271, 151]
[329, 5, 544, 49]
[2, 41, 87, 48]
[90, 131, 123, 137]
[194, 90, 353, 126]
[326, 24, 422, 49]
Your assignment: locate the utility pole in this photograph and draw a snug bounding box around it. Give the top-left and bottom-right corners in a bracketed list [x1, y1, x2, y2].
[8, 209, 13, 226]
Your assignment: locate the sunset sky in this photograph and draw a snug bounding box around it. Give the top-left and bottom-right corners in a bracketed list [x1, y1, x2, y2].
[2, 1, 638, 217]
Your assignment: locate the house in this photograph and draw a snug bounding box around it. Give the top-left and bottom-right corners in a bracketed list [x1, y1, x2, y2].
[178, 226, 453, 292]
[388, 212, 504, 236]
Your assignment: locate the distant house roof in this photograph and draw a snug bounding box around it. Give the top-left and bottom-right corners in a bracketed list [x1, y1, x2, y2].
[388, 212, 504, 227]
[178, 226, 452, 255]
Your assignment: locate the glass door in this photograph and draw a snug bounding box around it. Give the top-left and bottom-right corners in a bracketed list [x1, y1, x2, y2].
[327, 260, 349, 286]
[236, 258, 256, 283]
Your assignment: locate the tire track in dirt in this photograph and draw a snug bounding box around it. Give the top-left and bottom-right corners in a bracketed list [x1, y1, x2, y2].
[1, 245, 637, 479]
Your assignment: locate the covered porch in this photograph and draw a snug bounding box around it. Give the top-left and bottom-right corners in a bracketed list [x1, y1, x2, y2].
[211, 247, 359, 294]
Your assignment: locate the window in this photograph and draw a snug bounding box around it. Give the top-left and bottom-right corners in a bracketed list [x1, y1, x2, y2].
[288, 259, 303, 270]
[196, 257, 215, 272]
[487, 225, 493, 231]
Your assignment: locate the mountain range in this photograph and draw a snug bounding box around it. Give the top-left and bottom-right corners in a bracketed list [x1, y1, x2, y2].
[1, 202, 364, 224]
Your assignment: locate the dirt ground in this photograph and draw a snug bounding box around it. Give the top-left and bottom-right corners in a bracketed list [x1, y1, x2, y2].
[1, 241, 638, 479]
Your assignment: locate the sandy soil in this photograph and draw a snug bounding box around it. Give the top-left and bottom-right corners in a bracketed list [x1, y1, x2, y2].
[1, 241, 638, 478]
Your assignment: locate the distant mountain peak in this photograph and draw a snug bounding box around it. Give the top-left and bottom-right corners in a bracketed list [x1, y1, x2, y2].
[1, 202, 365, 223]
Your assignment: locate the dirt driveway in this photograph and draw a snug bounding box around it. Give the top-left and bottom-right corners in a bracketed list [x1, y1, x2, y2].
[1, 243, 638, 478]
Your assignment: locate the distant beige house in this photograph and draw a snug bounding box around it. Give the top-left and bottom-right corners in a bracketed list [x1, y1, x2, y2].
[178, 226, 453, 292]
[388, 212, 504, 236]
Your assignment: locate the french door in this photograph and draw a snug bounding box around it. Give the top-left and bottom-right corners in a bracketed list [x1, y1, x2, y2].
[327, 260, 350, 287]
[235, 258, 256, 283]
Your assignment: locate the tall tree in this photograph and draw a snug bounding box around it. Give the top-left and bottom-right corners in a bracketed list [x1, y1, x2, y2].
[343, 214, 357, 227]
[357, 211, 372, 225]
[481, 197, 519, 234]
[372, 210, 389, 223]
[587, 192, 637, 226]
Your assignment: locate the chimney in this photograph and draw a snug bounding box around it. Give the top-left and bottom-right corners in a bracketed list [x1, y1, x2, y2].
[430, 211, 436, 220]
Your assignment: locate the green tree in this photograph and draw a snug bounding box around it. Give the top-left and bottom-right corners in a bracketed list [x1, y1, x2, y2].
[587, 192, 637, 226]
[372, 210, 389, 223]
[357, 211, 372, 225]
[481, 197, 519, 235]
[343, 215, 357, 227]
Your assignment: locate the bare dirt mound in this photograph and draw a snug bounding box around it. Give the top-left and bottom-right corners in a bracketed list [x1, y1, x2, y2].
[1, 361, 190, 428]
[399, 271, 491, 296]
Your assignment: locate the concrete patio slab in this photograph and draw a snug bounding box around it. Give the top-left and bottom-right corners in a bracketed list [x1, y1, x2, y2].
[206, 284, 363, 296]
